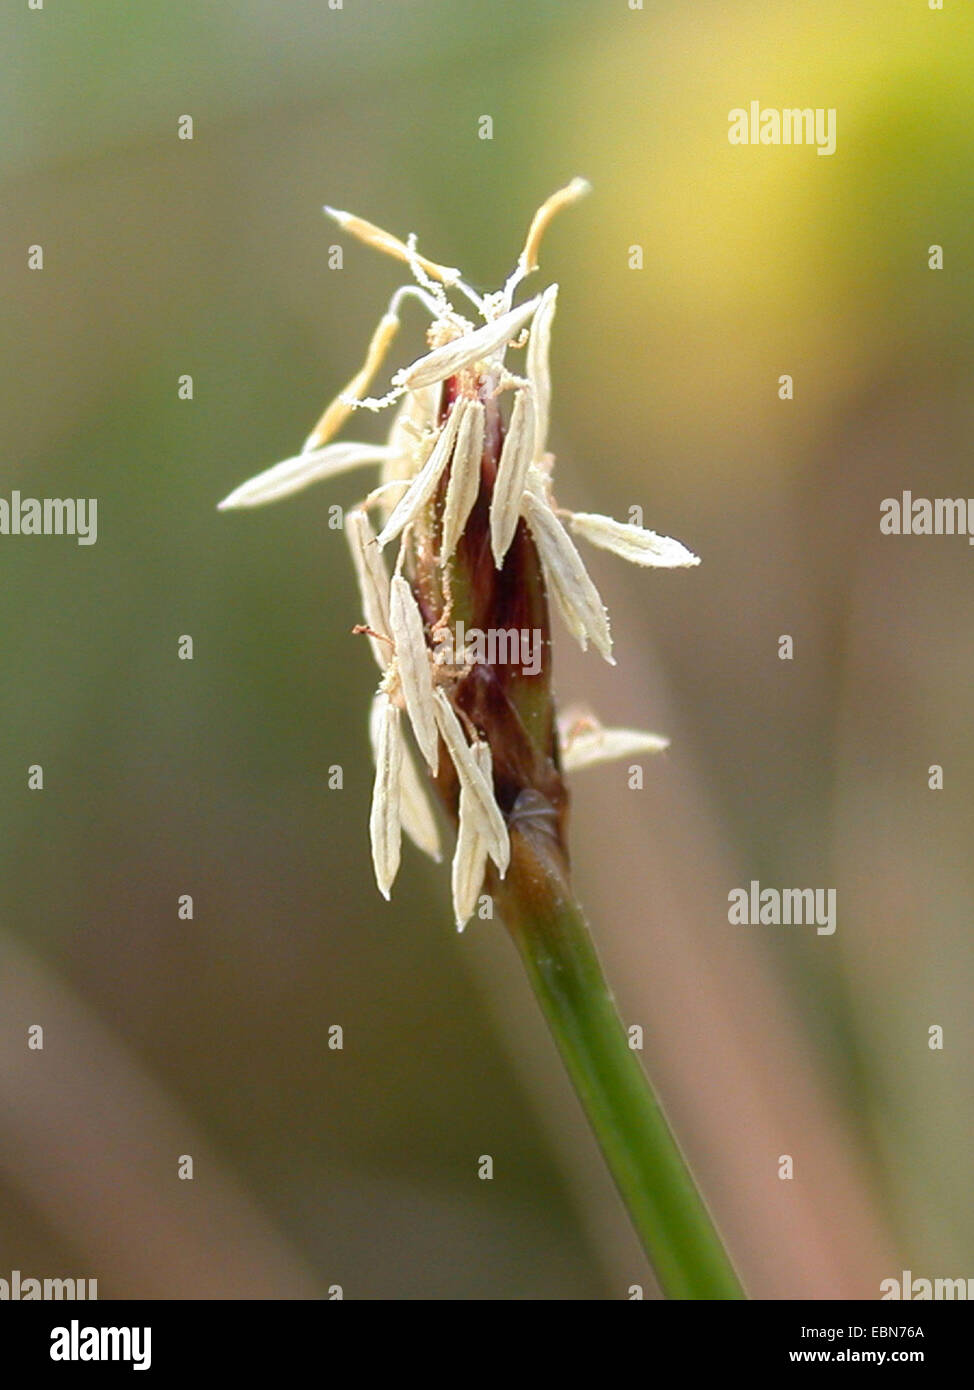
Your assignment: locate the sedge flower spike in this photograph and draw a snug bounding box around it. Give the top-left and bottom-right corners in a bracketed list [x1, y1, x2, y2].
[219, 184, 746, 1300]
[219, 179, 699, 928]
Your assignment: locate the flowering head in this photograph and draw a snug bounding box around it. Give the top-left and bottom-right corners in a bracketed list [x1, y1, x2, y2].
[220, 181, 700, 927]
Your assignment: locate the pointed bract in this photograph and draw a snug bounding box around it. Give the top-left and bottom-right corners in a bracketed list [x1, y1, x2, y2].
[560, 721, 669, 772]
[368, 696, 404, 899]
[218, 443, 391, 510]
[526, 284, 558, 460]
[490, 389, 536, 567]
[346, 509, 392, 670]
[433, 689, 509, 875]
[441, 398, 485, 562]
[389, 575, 439, 772]
[370, 695, 441, 861]
[451, 741, 492, 930]
[382, 385, 440, 501]
[521, 480, 614, 663]
[396, 297, 540, 390]
[376, 400, 465, 548]
[398, 753, 442, 861]
[568, 512, 700, 569]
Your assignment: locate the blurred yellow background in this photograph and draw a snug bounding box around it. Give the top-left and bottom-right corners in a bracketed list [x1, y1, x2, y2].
[1, 0, 972, 1298]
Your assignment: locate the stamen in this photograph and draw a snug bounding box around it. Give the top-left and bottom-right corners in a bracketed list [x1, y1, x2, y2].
[324, 206, 461, 285]
[404, 232, 456, 322]
[303, 313, 400, 452]
[388, 282, 446, 322]
[501, 178, 591, 309]
[519, 178, 592, 275]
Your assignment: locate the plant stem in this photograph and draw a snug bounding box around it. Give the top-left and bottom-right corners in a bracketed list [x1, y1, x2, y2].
[494, 812, 745, 1300]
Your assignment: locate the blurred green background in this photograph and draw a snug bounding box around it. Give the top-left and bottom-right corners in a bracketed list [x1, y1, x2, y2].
[2, 0, 972, 1298]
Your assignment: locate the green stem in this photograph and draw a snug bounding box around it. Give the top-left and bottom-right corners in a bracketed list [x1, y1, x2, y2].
[494, 813, 745, 1300]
